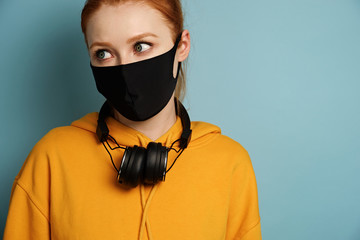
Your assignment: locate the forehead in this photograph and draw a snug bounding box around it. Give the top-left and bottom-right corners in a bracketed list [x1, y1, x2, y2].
[86, 2, 172, 45]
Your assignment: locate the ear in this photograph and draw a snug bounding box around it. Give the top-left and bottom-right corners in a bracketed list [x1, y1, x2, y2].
[177, 30, 191, 62]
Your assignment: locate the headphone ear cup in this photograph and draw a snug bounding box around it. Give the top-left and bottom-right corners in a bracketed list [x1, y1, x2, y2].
[118, 146, 146, 188]
[144, 142, 168, 184]
[159, 145, 168, 181]
[118, 147, 131, 185]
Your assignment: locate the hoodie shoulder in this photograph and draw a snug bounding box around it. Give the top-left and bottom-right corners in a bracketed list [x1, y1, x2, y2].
[29, 113, 99, 154]
[190, 121, 251, 163]
[188, 121, 220, 147]
[70, 112, 98, 133]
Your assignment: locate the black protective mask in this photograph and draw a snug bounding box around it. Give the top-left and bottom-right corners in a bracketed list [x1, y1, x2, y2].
[90, 36, 181, 121]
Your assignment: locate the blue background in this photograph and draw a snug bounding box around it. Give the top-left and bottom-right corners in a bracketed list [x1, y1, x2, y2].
[1, 0, 360, 239]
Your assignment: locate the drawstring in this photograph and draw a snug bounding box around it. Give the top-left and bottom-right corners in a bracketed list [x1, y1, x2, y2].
[139, 184, 159, 240]
[139, 185, 152, 240]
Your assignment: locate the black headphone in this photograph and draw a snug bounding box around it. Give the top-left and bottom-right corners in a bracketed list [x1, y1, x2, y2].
[96, 100, 192, 188]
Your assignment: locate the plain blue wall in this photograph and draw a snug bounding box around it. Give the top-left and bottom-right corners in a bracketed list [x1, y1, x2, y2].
[1, 0, 360, 239]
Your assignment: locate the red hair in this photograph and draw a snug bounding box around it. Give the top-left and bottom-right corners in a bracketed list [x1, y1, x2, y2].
[81, 0, 186, 101]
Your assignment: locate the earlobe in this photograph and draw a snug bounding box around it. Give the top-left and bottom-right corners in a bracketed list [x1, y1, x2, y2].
[177, 30, 190, 62]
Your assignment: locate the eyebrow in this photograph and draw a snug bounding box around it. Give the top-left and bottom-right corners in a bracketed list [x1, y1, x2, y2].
[126, 32, 158, 44]
[89, 41, 113, 50]
[89, 33, 158, 50]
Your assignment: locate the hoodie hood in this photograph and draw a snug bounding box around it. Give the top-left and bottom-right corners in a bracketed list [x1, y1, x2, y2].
[71, 112, 221, 149]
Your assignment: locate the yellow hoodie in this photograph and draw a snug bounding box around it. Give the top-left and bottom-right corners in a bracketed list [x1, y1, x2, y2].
[4, 112, 261, 240]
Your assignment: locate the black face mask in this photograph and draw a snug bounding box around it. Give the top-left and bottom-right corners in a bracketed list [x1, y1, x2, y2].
[90, 36, 182, 121]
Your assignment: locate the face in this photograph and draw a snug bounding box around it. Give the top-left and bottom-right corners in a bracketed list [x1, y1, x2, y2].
[86, 1, 177, 68]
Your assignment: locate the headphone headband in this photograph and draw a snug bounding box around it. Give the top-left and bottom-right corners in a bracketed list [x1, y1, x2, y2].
[97, 99, 191, 187]
[177, 101, 192, 149]
[96, 99, 192, 150]
[96, 101, 111, 142]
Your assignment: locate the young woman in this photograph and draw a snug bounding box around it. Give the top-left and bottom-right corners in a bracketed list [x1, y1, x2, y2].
[4, 0, 261, 239]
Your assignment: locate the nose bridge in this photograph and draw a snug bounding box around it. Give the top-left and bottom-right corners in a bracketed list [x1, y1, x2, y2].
[121, 56, 136, 65]
[112, 46, 125, 65]
[117, 49, 134, 65]
[116, 51, 125, 65]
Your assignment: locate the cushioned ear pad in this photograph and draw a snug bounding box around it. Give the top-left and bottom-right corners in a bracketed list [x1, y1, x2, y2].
[144, 142, 168, 184]
[144, 142, 160, 184]
[119, 146, 146, 188]
[117, 147, 131, 184]
[159, 146, 168, 181]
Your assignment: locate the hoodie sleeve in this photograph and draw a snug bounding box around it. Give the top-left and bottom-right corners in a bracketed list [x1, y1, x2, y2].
[225, 150, 262, 240]
[3, 132, 52, 240]
[3, 181, 50, 240]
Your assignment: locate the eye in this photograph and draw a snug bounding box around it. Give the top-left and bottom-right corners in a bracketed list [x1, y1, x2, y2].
[95, 50, 112, 60]
[134, 42, 151, 53]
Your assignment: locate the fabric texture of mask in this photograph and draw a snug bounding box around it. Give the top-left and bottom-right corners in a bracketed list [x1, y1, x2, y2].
[90, 36, 182, 121]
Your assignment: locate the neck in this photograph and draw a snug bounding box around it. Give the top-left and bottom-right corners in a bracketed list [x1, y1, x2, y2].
[113, 96, 177, 141]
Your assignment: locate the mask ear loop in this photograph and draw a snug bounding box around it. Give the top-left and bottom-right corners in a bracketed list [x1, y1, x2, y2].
[173, 32, 183, 80]
[175, 32, 183, 47]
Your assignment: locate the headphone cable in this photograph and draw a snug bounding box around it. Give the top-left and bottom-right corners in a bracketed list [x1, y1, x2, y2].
[166, 148, 184, 173]
[102, 141, 119, 172]
[102, 134, 126, 172]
